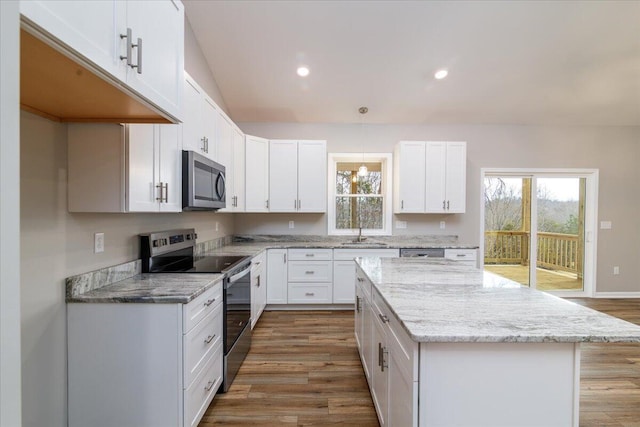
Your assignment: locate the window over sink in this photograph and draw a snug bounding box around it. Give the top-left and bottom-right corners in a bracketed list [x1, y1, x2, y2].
[328, 153, 392, 236]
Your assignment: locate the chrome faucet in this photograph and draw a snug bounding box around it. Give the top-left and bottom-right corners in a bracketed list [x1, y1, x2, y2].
[357, 227, 366, 242]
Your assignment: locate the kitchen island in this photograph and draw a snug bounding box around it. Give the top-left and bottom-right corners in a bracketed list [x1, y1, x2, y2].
[355, 257, 640, 427]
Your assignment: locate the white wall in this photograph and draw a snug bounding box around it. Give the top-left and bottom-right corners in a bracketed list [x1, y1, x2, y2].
[19, 112, 234, 427]
[237, 122, 640, 294]
[1, 2, 22, 426]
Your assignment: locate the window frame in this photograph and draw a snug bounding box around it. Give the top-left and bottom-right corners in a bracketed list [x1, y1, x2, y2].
[327, 153, 393, 236]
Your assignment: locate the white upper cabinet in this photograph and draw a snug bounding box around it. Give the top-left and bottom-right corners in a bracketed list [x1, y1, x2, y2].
[394, 141, 466, 214]
[123, 0, 183, 120]
[269, 140, 327, 213]
[20, 0, 184, 122]
[394, 141, 426, 213]
[269, 140, 300, 212]
[68, 123, 182, 213]
[182, 73, 216, 159]
[217, 117, 245, 212]
[245, 135, 270, 212]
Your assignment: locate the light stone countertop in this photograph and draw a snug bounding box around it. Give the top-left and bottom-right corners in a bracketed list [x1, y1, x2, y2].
[67, 273, 223, 304]
[356, 257, 640, 344]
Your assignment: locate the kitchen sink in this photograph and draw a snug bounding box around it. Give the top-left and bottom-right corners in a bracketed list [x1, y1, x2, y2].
[340, 241, 388, 247]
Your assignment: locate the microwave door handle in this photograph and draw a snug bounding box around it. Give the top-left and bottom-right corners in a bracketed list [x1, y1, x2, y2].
[216, 172, 226, 200]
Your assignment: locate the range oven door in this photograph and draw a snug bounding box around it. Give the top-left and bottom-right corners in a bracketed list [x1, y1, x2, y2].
[224, 265, 251, 353]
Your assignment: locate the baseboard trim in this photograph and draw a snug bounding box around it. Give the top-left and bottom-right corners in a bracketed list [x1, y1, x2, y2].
[593, 292, 640, 299]
[265, 304, 354, 311]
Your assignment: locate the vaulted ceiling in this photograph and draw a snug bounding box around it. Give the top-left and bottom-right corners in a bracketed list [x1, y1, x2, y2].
[185, 0, 640, 126]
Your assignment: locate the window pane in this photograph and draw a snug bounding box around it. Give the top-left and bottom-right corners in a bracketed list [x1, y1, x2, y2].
[335, 162, 382, 195]
[335, 196, 383, 229]
[336, 171, 353, 195]
[357, 171, 382, 195]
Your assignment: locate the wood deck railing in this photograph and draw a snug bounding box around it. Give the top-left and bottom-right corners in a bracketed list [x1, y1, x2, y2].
[484, 231, 580, 274]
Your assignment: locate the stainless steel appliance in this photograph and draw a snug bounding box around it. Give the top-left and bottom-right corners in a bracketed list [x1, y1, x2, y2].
[182, 150, 226, 211]
[399, 248, 445, 258]
[140, 229, 251, 392]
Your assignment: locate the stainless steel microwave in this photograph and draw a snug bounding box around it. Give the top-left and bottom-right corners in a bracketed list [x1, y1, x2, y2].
[182, 150, 226, 211]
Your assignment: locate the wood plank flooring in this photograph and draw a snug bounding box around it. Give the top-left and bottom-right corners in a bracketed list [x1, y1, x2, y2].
[200, 300, 640, 426]
[199, 311, 378, 426]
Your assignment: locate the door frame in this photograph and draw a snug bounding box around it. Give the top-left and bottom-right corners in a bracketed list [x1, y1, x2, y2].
[479, 168, 599, 297]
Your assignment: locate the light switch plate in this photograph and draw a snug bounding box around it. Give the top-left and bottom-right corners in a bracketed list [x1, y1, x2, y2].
[440, 221, 446, 229]
[94, 232, 104, 253]
[289, 221, 295, 229]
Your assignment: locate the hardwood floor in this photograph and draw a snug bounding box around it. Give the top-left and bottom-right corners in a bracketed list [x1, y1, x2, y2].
[199, 311, 378, 426]
[200, 301, 640, 426]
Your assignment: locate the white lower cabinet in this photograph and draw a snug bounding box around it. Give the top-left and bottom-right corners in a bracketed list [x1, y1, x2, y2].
[266, 249, 288, 304]
[251, 251, 267, 329]
[356, 265, 419, 427]
[67, 280, 223, 427]
[444, 248, 478, 267]
[333, 249, 399, 304]
[287, 249, 333, 304]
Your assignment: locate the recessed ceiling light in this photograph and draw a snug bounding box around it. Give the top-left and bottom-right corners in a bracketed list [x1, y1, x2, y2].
[297, 66, 310, 77]
[434, 69, 448, 80]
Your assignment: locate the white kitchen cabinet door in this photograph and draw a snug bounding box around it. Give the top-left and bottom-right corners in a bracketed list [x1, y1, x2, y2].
[395, 141, 426, 213]
[269, 140, 298, 212]
[126, 124, 159, 212]
[182, 76, 205, 155]
[297, 140, 327, 212]
[201, 96, 218, 160]
[444, 141, 467, 213]
[266, 249, 288, 304]
[425, 141, 466, 213]
[387, 346, 417, 427]
[251, 253, 266, 329]
[123, 0, 184, 120]
[245, 135, 269, 212]
[215, 114, 233, 211]
[333, 260, 357, 304]
[157, 124, 182, 212]
[232, 128, 246, 212]
[127, 124, 182, 212]
[424, 141, 447, 212]
[371, 312, 389, 427]
[20, 0, 125, 81]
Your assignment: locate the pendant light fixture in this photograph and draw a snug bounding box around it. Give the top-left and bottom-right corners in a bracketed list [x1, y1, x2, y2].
[357, 106, 368, 177]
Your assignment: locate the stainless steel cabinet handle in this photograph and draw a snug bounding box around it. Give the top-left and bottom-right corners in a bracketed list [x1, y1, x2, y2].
[201, 137, 207, 152]
[204, 334, 216, 344]
[401, 200, 404, 209]
[447, 200, 450, 210]
[378, 342, 383, 367]
[134, 37, 142, 74]
[443, 200, 446, 210]
[204, 298, 216, 306]
[294, 200, 297, 209]
[305, 271, 314, 274]
[155, 183, 163, 201]
[305, 253, 315, 257]
[298, 199, 301, 210]
[204, 381, 215, 392]
[266, 200, 269, 209]
[305, 292, 315, 296]
[119, 28, 133, 66]
[283, 253, 287, 263]
[379, 313, 389, 323]
[382, 347, 388, 371]
[356, 296, 361, 313]
[457, 254, 465, 257]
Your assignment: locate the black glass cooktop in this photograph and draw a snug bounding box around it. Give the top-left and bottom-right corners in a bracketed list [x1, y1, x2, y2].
[190, 255, 249, 273]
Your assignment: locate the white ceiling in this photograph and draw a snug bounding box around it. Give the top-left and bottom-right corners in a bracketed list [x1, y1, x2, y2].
[184, 0, 640, 126]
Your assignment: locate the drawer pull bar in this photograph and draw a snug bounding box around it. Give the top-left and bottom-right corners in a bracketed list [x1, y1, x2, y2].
[305, 271, 314, 274]
[204, 381, 215, 392]
[204, 298, 216, 307]
[305, 253, 315, 257]
[378, 314, 389, 323]
[305, 292, 315, 296]
[204, 334, 216, 344]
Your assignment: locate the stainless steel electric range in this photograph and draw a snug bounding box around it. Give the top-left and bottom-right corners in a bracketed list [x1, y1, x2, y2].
[139, 229, 251, 392]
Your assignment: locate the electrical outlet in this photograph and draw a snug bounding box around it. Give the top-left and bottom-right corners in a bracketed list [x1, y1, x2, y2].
[613, 266, 620, 275]
[440, 221, 446, 229]
[600, 221, 612, 229]
[289, 221, 295, 229]
[94, 232, 104, 254]
[395, 221, 407, 229]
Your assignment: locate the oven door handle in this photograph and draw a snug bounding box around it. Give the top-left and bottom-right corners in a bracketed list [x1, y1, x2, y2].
[228, 266, 250, 285]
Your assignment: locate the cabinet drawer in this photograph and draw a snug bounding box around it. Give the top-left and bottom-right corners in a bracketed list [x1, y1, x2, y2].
[288, 261, 333, 282]
[184, 345, 223, 427]
[444, 249, 477, 263]
[287, 248, 333, 261]
[184, 281, 223, 333]
[333, 248, 399, 260]
[184, 302, 223, 389]
[288, 283, 332, 304]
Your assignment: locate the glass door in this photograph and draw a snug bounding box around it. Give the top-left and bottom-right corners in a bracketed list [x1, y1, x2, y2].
[484, 174, 588, 293]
